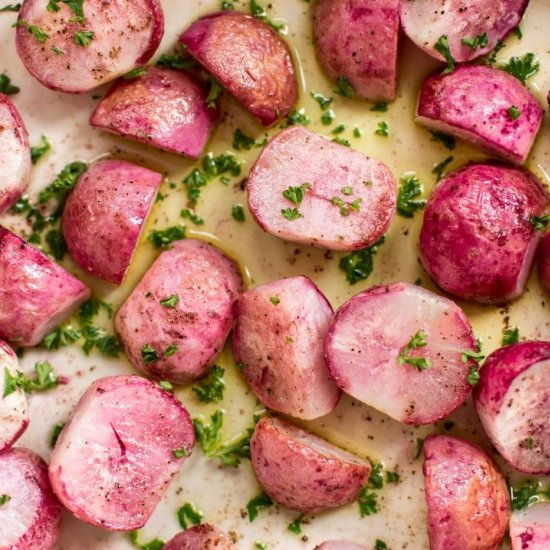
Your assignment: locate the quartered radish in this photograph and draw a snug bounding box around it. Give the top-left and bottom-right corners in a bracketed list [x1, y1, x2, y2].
[62, 159, 161, 285]
[0, 94, 31, 213]
[419, 163, 548, 304]
[0, 341, 28, 453]
[416, 65, 543, 164]
[233, 276, 340, 420]
[314, 0, 400, 102]
[247, 126, 396, 251]
[537, 232, 550, 294]
[423, 435, 510, 550]
[15, 0, 164, 93]
[163, 524, 236, 550]
[180, 10, 297, 126]
[49, 375, 194, 531]
[473, 342, 550, 474]
[314, 543, 369, 550]
[250, 416, 371, 513]
[401, 0, 529, 64]
[115, 239, 242, 384]
[510, 503, 550, 550]
[90, 67, 219, 159]
[325, 282, 476, 425]
[0, 447, 62, 550]
[0, 227, 90, 347]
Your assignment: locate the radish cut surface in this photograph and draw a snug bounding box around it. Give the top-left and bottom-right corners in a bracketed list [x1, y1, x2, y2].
[510, 503, 550, 550]
[162, 524, 236, 550]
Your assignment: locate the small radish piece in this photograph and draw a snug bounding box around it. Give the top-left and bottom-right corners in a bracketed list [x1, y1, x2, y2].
[510, 503, 550, 550]
[163, 525, 236, 550]
[314, 543, 369, 550]
[416, 65, 543, 164]
[419, 163, 548, 304]
[423, 435, 510, 550]
[0, 447, 62, 550]
[0, 341, 28, 453]
[313, 0, 400, 101]
[0, 94, 31, 213]
[115, 239, 242, 384]
[250, 416, 371, 513]
[537, 232, 550, 294]
[62, 159, 161, 285]
[401, 0, 528, 64]
[0, 227, 90, 347]
[473, 342, 550, 474]
[90, 67, 219, 159]
[233, 276, 340, 420]
[49, 375, 194, 531]
[15, 0, 164, 93]
[247, 126, 396, 251]
[325, 282, 476, 425]
[180, 11, 297, 126]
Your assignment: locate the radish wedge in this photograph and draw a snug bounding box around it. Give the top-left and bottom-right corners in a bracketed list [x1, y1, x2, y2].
[473, 342, 550, 474]
[416, 65, 543, 164]
[0, 94, 31, 213]
[49, 375, 194, 531]
[15, 0, 164, 93]
[423, 435, 510, 550]
[510, 503, 550, 550]
[247, 126, 396, 251]
[62, 159, 161, 285]
[90, 67, 219, 159]
[163, 524, 236, 550]
[180, 11, 297, 126]
[0, 448, 62, 550]
[250, 416, 371, 513]
[537, 232, 550, 294]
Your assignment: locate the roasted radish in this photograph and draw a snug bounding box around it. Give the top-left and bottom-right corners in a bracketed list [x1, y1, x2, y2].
[314, 543, 369, 550]
[537, 232, 550, 294]
[62, 159, 161, 285]
[250, 416, 371, 513]
[49, 375, 194, 531]
[510, 503, 550, 550]
[163, 525, 236, 550]
[233, 276, 340, 420]
[247, 126, 396, 251]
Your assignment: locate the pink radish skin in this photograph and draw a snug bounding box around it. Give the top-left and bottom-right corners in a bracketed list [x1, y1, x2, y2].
[510, 503, 550, 550]
[416, 65, 543, 164]
[401, 0, 528, 64]
[314, 543, 369, 550]
[15, 0, 164, 93]
[0, 448, 62, 550]
[423, 435, 510, 550]
[537, 232, 550, 293]
[49, 375, 194, 531]
[90, 67, 219, 159]
[419, 163, 549, 304]
[473, 342, 550, 474]
[163, 525, 236, 550]
[115, 239, 242, 384]
[0, 227, 90, 347]
[0, 341, 28, 453]
[313, 0, 400, 102]
[250, 416, 371, 513]
[62, 159, 161, 285]
[0, 94, 31, 213]
[247, 126, 396, 251]
[325, 282, 476, 425]
[180, 11, 297, 126]
[233, 276, 340, 420]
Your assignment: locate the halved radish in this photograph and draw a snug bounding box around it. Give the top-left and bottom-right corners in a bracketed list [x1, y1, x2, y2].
[510, 503, 550, 550]
[537, 232, 550, 294]
[325, 282, 476, 425]
[250, 416, 371, 513]
[401, 0, 528, 64]
[416, 65, 543, 164]
[0, 341, 28, 453]
[49, 375, 195, 531]
[473, 342, 550, 474]
[423, 435, 510, 550]
[90, 67, 219, 159]
[419, 163, 548, 304]
[247, 126, 396, 251]
[180, 11, 297, 126]
[314, 543, 369, 550]
[62, 159, 161, 285]
[163, 525, 236, 550]
[0, 94, 31, 213]
[15, 0, 164, 93]
[313, 0, 400, 102]
[233, 276, 340, 420]
[0, 447, 62, 550]
[0, 227, 91, 347]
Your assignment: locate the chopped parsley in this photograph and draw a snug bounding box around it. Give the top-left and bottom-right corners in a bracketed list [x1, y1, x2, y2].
[466, 366, 481, 386]
[501, 53, 540, 83]
[280, 108, 310, 128]
[159, 380, 173, 392]
[432, 156, 453, 181]
[206, 78, 223, 108]
[375, 541, 388, 550]
[510, 480, 550, 511]
[255, 544, 268, 550]
[371, 102, 388, 112]
[249, 0, 284, 32]
[177, 502, 203, 529]
[386, 471, 400, 484]
[192, 365, 225, 403]
[287, 514, 305, 534]
[42, 324, 80, 350]
[461, 32, 488, 50]
[281, 207, 302, 221]
[45, 229, 66, 260]
[0, 73, 19, 95]
[0, 494, 11, 507]
[13, 19, 49, 43]
[334, 76, 355, 98]
[141, 344, 159, 365]
[180, 208, 204, 225]
[160, 295, 179, 308]
[530, 214, 549, 231]
[172, 447, 189, 459]
[147, 225, 186, 249]
[0, 3, 20, 11]
[321, 110, 335, 125]
[30, 136, 51, 164]
[122, 66, 146, 79]
[157, 49, 197, 70]
[164, 344, 179, 357]
[4, 361, 58, 397]
[434, 35, 455, 74]
[39, 161, 87, 204]
[397, 173, 426, 218]
[247, 492, 273, 521]
[375, 121, 389, 137]
[310, 91, 333, 110]
[232, 128, 266, 150]
[269, 296, 280, 305]
[282, 183, 309, 205]
[332, 136, 350, 146]
[231, 204, 246, 222]
[399, 330, 431, 371]
[128, 531, 164, 550]
[47, 0, 84, 20]
[332, 123, 346, 135]
[414, 438, 424, 459]
[73, 30, 94, 47]
[430, 131, 455, 150]
[340, 237, 385, 285]
[508, 105, 521, 120]
[462, 342, 485, 387]
[503, 327, 520, 345]
[50, 423, 65, 448]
